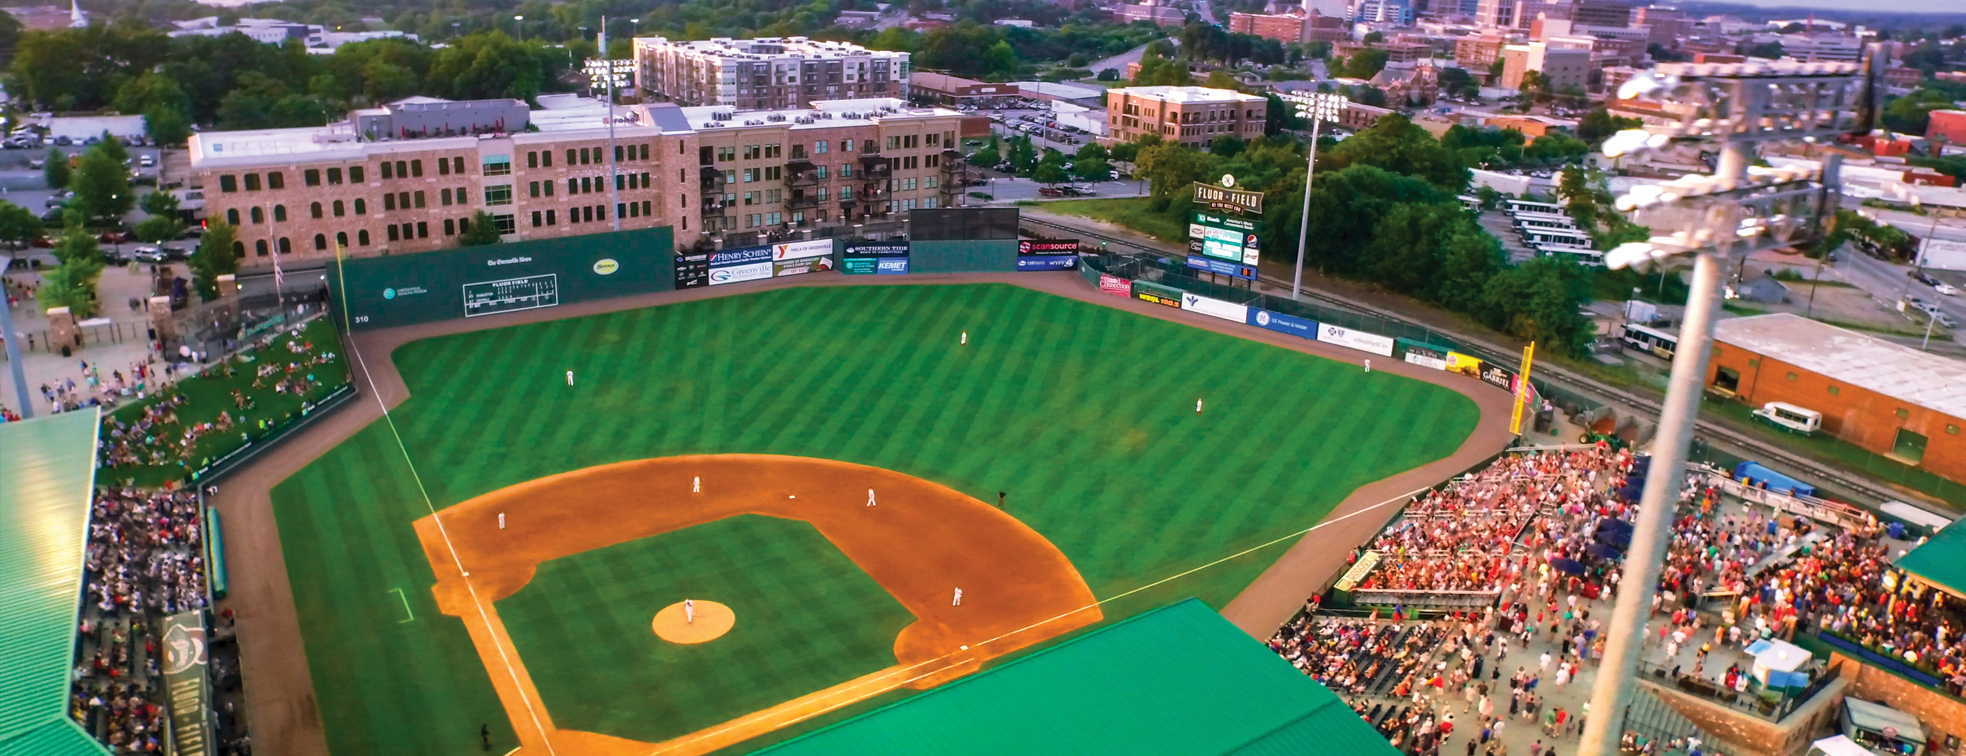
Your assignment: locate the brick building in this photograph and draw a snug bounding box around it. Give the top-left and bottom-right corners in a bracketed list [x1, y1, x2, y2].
[188, 97, 968, 264]
[1706, 313, 1966, 486]
[1103, 86, 1267, 150]
[1928, 110, 1966, 145]
[1455, 34, 1509, 69]
[1228, 11, 1309, 44]
[631, 36, 909, 109]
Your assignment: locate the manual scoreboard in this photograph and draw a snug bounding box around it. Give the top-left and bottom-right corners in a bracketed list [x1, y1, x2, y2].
[463, 274, 559, 318]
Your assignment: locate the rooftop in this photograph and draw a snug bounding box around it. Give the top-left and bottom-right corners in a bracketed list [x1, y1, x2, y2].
[752, 599, 1397, 756]
[0, 410, 108, 756]
[1712, 313, 1966, 420]
[1013, 81, 1107, 100]
[1104, 86, 1267, 104]
[678, 98, 959, 131]
[632, 35, 906, 60]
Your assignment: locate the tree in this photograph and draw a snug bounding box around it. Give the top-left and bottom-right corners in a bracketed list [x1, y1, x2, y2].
[1033, 161, 1068, 184]
[981, 40, 1018, 77]
[0, 201, 41, 247]
[1576, 107, 1641, 144]
[1109, 141, 1140, 164]
[1746, 41, 1785, 60]
[969, 145, 1001, 167]
[188, 220, 239, 302]
[1134, 140, 1218, 197]
[1363, 31, 1385, 43]
[44, 147, 69, 189]
[71, 145, 135, 224]
[430, 32, 544, 102]
[1329, 114, 1470, 191]
[1072, 156, 1110, 181]
[457, 211, 504, 246]
[39, 223, 104, 317]
[1481, 255, 1595, 354]
[1338, 48, 1390, 79]
[1209, 135, 1246, 158]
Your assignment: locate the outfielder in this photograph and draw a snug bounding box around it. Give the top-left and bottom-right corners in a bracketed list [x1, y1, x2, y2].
[566, 370, 575, 386]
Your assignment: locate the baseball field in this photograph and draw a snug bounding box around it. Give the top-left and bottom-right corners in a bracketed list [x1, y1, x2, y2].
[268, 282, 1482, 755]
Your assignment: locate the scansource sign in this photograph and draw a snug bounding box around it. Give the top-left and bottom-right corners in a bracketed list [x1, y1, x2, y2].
[1247, 308, 1317, 339]
[1180, 292, 1248, 323]
[772, 239, 834, 260]
[1019, 239, 1079, 255]
[1317, 323, 1395, 356]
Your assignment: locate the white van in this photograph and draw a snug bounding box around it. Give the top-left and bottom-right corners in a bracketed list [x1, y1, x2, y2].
[1752, 401, 1822, 435]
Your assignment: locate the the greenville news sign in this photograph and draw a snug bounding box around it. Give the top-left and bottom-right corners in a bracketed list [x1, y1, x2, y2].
[1193, 182, 1264, 215]
[163, 611, 213, 756]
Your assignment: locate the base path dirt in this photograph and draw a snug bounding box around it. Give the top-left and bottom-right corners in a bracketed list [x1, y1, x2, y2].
[209, 270, 1514, 756]
[416, 454, 1099, 756]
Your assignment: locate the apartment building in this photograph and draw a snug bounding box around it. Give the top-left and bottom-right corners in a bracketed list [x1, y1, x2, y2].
[1500, 42, 1591, 91]
[1455, 34, 1509, 69]
[187, 97, 968, 262]
[632, 36, 909, 109]
[1103, 86, 1267, 150]
[1228, 11, 1311, 44]
[683, 99, 968, 246]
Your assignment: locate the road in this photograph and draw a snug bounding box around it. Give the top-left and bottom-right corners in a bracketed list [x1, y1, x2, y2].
[1016, 209, 1949, 512]
[1088, 43, 1151, 79]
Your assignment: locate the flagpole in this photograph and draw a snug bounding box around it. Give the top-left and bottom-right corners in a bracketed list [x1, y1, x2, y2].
[602, 17, 621, 232]
[267, 202, 286, 315]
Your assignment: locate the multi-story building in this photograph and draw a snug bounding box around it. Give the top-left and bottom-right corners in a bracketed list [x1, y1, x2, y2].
[1356, 0, 1415, 26]
[1571, 0, 1632, 28]
[632, 36, 909, 109]
[1500, 42, 1590, 91]
[1455, 34, 1509, 69]
[1929, 111, 1966, 145]
[1229, 11, 1311, 44]
[187, 97, 969, 263]
[1632, 6, 1689, 48]
[1475, 0, 1516, 30]
[1776, 33, 1863, 62]
[1103, 86, 1267, 150]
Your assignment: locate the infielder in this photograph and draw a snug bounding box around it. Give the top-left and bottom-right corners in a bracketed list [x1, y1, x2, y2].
[693, 476, 701, 493]
[1196, 398, 1204, 415]
[952, 588, 963, 606]
[867, 488, 877, 507]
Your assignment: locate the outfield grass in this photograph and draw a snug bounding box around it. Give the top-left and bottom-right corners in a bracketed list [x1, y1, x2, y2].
[499, 515, 915, 743]
[271, 283, 1480, 755]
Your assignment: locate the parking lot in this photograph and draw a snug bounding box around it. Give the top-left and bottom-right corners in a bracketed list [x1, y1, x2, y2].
[0, 140, 172, 267]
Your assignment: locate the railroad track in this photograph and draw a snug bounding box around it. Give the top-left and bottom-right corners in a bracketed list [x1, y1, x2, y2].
[1019, 214, 1930, 510]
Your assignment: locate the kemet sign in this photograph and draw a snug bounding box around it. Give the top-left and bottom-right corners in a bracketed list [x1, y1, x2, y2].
[1193, 182, 1264, 215]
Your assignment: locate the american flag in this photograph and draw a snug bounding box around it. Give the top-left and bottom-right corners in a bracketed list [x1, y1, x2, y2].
[272, 244, 285, 288]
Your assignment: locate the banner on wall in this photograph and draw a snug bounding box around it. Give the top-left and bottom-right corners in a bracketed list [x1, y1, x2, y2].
[1247, 309, 1317, 339]
[773, 256, 833, 277]
[1099, 274, 1132, 297]
[1317, 323, 1395, 356]
[1134, 281, 1184, 308]
[1403, 345, 1448, 370]
[771, 239, 834, 261]
[674, 252, 710, 289]
[162, 611, 213, 756]
[708, 246, 774, 286]
[1445, 351, 1483, 376]
[1180, 292, 1249, 323]
[842, 242, 909, 275]
[1184, 255, 1258, 280]
[1015, 255, 1078, 271]
[1481, 364, 1517, 392]
[1018, 239, 1080, 255]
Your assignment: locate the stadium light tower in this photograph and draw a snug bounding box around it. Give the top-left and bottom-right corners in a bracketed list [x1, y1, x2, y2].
[1577, 57, 1871, 756]
[1280, 91, 1347, 301]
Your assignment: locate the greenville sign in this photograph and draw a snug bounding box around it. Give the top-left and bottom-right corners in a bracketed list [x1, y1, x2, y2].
[1193, 182, 1264, 215]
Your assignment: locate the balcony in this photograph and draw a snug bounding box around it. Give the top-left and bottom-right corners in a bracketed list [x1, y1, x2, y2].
[857, 151, 885, 163]
[862, 163, 891, 179]
[787, 193, 823, 210]
[787, 171, 824, 188]
[699, 201, 724, 217]
[699, 166, 726, 191]
[787, 155, 815, 170]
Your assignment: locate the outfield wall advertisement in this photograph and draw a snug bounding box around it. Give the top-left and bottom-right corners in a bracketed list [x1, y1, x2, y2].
[1133, 280, 1184, 308]
[1098, 274, 1132, 297]
[842, 242, 909, 275]
[708, 247, 774, 286]
[1016, 255, 1078, 271]
[163, 611, 213, 756]
[1402, 345, 1448, 370]
[1247, 308, 1318, 339]
[1317, 323, 1396, 356]
[1185, 255, 1258, 280]
[1180, 292, 1248, 323]
[332, 226, 675, 331]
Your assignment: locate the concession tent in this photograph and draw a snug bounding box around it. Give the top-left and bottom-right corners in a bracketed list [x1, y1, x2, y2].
[753, 599, 1398, 756]
[1745, 638, 1811, 690]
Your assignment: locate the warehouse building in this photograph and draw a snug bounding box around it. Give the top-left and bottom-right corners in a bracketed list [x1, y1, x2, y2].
[1706, 313, 1966, 485]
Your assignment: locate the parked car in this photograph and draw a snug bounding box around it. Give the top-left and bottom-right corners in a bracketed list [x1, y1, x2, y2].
[30, 236, 52, 248]
[130, 245, 168, 263]
[28, 157, 44, 168]
[40, 207, 65, 223]
[1038, 187, 1065, 197]
[97, 231, 131, 245]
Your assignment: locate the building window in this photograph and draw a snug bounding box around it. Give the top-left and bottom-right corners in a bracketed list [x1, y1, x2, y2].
[250, 207, 264, 224]
[394, 160, 408, 178]
[267, 172, 284, 190]
[543, 180, 553, 197]
[492, 214, 516, 235]
[226, 208, 240, 224]
[568, 178, 579, 195]
[531, 211, 542, 227]
[387, 225, 399, 242]
[1948, 424, 1960, 436]
[304, 169, 320, 186]
[483, 155, 512, 176]
[232, 241, 244, 257]
[1747, 358, 1760, 367]
[641, 200, 650, 217]
[310, 202, 322, 219]
[1786, 372, 1798, 381]
[327, 168, 343, 185]
[547, 209, 557, 226]
[618, 202, 627, 219]
[445, 219, 456, 235]
[354, 198, 366, 215]
[441, 157, 453, 175]
[350, 166, 365, 183]
[254, 239, 268, 256]
[528, 182, 539, 199]
[358, 229, 370, 246]
[244, 174, 261, 191]
[1897, 408, 1910, 418]
[640, 144, 649, 160]
[381, 162, 393, 180]
[526, 152, 538, 169]
[485, 185, 513, 206]
[417, 221, 428, 238]
[277, 237, 290, 253]
[336, 231, 348, 248]
[413, 191, 426, 209]
[441, 188, 453, 206]
[313, 233, 326, 250]
[384, 194, 396, 211]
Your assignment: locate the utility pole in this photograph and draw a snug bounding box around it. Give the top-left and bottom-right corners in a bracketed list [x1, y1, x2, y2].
[602, 17, 621, 232]
[1580, 55, 1868, 756]
[1281, 91, 1347, 301]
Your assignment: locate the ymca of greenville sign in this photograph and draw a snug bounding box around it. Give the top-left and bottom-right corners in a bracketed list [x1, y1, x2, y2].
[1192, 181, 1263, 216]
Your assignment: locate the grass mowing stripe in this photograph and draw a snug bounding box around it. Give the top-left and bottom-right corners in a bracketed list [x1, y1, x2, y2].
[723, 291, 871, 452]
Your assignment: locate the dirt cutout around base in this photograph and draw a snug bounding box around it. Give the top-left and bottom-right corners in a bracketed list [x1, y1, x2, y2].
[652, 601, 735, 644]
[412, 454, 1102, 756]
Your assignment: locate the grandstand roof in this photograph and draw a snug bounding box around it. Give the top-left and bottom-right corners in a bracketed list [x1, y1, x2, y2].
[1899, 519, 1966, 598]
[753, 599, 1396, 756]
[0, 410, 109, 756]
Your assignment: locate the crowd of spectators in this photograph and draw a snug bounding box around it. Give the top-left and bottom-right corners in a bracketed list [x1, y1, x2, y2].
[69, 488, 210, 754]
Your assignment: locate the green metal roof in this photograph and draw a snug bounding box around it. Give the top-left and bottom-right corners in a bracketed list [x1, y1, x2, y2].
[1899, 519, 1966, 598]
[751, 599, 1397, 756]
[0, 410, 110, 756]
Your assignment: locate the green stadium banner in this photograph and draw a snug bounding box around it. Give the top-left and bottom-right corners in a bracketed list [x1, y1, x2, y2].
[909, 239, 1019, 273]
[330, 227, 675, 330]
[162, 610, 213, 756]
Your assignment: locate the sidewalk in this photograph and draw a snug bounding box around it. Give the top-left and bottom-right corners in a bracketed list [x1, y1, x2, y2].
[4, 264, 173, 418]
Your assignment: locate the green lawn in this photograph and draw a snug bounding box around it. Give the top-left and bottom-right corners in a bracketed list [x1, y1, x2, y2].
[100, 315, 351, 488]
[270, 283, 1480, 755]
[499, 515, 915, 743]
[1032, 197, 1187, 243]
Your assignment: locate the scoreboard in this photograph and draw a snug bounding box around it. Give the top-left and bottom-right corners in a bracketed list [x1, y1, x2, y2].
[463, 274, 559, 318]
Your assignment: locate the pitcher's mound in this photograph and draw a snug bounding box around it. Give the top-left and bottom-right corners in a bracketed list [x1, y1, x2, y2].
[652, 601, 735, 644]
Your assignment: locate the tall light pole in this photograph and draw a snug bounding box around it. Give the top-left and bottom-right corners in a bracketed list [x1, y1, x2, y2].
[1280, 91, 1346, 301]
[513, 14, 524, 40]
[1576, 56, 1869, 756]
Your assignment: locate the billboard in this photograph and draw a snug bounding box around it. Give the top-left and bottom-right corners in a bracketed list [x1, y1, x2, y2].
[331, 226, 675, 331]
[1402, 344, 1448, 370]
[1445, 351, 1482, 376]
[773, 256, 834, 277]
[1481, 363, 1517, 392]
[1133, 280, 1184, 308]
[1098, 274, 1132, 297]
[1018, 239, 1079, 255]
[1185, 255, 1258, 280]
[674, 252, 710, 289]
[1189, 215, 1261, 265]
[771, 239, 834, 261]
[1247, 308, 1317, 339]
[1192, 211, 1259, 233]
[709, 245, 774, 286]
[843, 242, 909, 275]
[162, 610, 213, 756]
[1193, 182, 1264, 214]
[1921, 238, 1966, 271]
[843, 242, 909, 257]
[1016, 255, 1078, 271]
[1180, 292, 1248, 323]
[1317, 323, 1395, 356]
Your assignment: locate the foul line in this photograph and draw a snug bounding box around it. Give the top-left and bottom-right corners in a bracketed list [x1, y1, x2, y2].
[387, 588, 415, 623]
[648, 483, 1430, 754]
[333, 247, 561, 756]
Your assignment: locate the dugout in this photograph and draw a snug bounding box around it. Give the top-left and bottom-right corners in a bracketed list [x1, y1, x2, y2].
[752, 599, 1397, 756]
[330, 227, 676, 331]
[907, 208, 1020, 273]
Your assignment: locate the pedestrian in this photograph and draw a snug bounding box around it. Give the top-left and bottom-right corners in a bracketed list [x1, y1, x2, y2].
[1540, 651, 1551, 672]
[693, 476, 701, 493]
[952, 587, 963, 606]
[1364, 358, 1371, 372]
[1493, 717, 1506, 740]
[961, 330, 967, 345]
